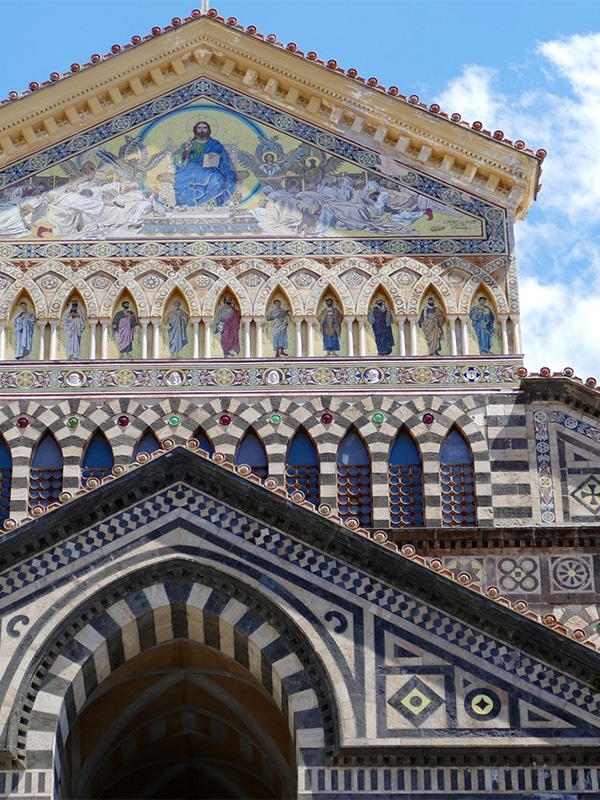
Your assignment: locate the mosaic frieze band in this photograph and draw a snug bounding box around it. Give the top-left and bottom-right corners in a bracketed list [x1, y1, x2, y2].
[0, 358, 522, 395]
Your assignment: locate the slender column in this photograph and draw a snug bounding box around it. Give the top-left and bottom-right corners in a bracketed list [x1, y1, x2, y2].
[204, 319, 213, 358]
[499, 315, 509, 354]
[346, 318, 355, 357]
[101, 321, 109, 359]
[460, 315, 470, 356]
[358, 316, 367, 357]
[140, 319, 149, 360]
[295, 319, 302, 357]
[49, 321, 58, 360]
[0, 324, 5, 360]
[89, 319, 98, 360]
[192, 318, 200, 359]
[513, 316, 522, 354]
[243, 318, 252, 358]
[398, 318, 406, 356]
[37, 322, 46, 360]
[255, 320, 263, 358]
[307, 318, 315, 357]
[449, 315, 458, 356]
[152, 321, 160, 359]
[409, 316, 418, 356]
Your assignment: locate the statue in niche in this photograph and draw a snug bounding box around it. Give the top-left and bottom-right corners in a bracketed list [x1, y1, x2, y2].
[318, 298, 344, 357]
[266, 299, 291, 358]
[214, 297, 241, 358]
[470, 296, 496, 354]
[368, 298, 395, 356]
[165, 300, 189, 358]
[418, 298, 446, 356]
[172, 121, 237, 208]
[13, 301, 37, 360]
[111, 301, 140, 358]
[62, 300, 87, 360]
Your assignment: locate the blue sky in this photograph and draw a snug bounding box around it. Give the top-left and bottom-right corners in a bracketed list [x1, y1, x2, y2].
[1, 0, 600, 376]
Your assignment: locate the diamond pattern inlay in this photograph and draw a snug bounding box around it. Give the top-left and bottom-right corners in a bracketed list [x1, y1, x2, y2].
[387, 675, 444, 726]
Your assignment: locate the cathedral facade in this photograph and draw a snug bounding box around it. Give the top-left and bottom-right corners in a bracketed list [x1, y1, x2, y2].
[0, 9, 598, 799]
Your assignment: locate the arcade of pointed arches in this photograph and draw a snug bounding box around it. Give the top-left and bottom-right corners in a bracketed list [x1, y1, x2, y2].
[0, 422, 476, 529]
[0, 256, 520, 360]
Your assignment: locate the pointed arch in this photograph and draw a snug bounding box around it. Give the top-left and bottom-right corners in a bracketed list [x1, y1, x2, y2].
[0, 435, 12, 523]
[417, 285, 448, 357]
[162, 291, 191, 359]
[467, 286, 499, 355]
[263, 287, 294, 358]
[337, 428, 372, 527]
[29, 431, 63, 512]
[60, 293, 88, 360]
[81, 430, 114, 487]
[440, 427, 476, 526]
[10, 291, 39, 361]
[285, 427, 320, 507]
[213, 290, 243, 358]
[366, 286, 397, 357]
[110, 293, 141, 359]
[388, 428, 424, 528]
[191, 426, 214, 457]
[133, 428, 161, 462]
[315, 289, 346, 357]
[235, 428, 268, 481]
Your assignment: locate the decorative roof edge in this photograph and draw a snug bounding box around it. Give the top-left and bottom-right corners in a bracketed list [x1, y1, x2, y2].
[1, 7, 546, 163]
[2, 436, 596, 655]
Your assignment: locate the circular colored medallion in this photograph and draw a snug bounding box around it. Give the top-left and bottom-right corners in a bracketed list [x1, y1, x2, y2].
[66, 416, 79, 429]
[117, 415, 130, 427]
[464, 688, 501, 720]
[168, 414, 181, 427]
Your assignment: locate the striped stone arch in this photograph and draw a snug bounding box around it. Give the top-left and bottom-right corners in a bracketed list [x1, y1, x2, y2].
[11, 560, 334, 776]
[410, 396, 491, 525]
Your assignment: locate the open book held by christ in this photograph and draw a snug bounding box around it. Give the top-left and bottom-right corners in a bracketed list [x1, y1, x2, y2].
[203, 153, 220, 168]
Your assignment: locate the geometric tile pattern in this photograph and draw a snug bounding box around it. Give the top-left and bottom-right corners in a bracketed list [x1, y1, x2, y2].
[387, 676, 444, 726]
[298, 764, 600, 795]
[533, 410, 556, 524]
[572, 474, 600, 512]
[4, 481, 600, 729]
[0, 359, 522, 394]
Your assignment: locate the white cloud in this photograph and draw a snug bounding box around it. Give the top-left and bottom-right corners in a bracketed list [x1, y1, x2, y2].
[437, 34, 600, 377]
[520, 275, 600, 380]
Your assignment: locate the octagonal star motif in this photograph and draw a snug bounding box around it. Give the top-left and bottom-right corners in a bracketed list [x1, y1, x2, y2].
[572, 475, 600, 513]
[387, 675, 444, 726]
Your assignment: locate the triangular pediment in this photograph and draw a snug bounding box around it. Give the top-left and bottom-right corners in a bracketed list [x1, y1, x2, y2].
[0, 14, 540, 253]
[1, 446, 599, 753]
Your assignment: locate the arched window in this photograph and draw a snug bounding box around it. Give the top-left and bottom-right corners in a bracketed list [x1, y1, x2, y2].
[286, 428, 320, 507]
[389, 429, 424, 527]
[133, 429, 161, 461]
[0, 437, 12, 522]
[235, 429, 268, 481]
[81, 431, 114, 487]
[440, 428, 476, 526]
[192, 427, 214, 457]
[337, 430, 372, 527]
[29, 432, 63, 511]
